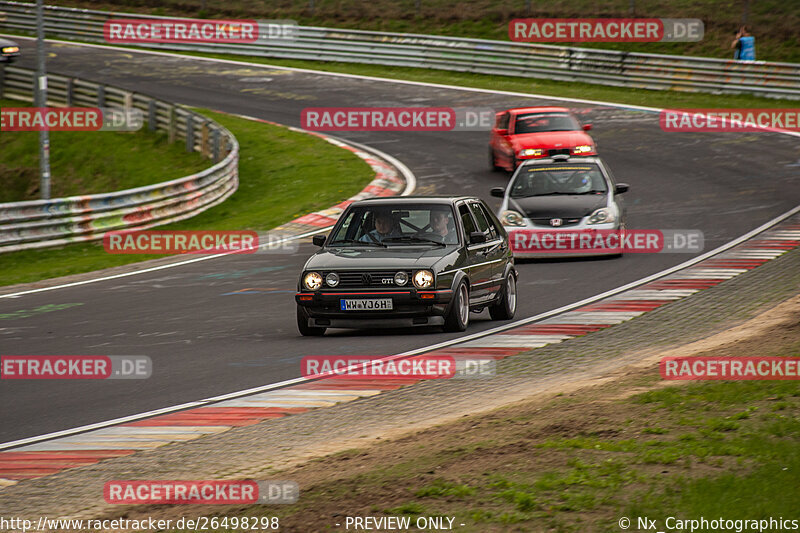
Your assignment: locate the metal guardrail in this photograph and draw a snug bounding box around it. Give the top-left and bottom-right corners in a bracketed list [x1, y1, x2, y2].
[1, 1, 800, 99]
[0, 65, 239, 253]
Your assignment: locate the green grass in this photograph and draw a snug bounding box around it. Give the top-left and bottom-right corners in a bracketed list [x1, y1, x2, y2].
[50, 0, 800, 63]
[0, 99, 209, 203]
[0, 109, 373, 287]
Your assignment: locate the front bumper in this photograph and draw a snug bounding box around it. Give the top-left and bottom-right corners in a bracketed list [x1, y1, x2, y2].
[296, 289, 454, 329]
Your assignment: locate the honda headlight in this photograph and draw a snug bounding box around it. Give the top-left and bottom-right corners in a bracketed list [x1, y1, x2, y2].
[303, 271, 323, 290]
[587, 208, 615, 225]
[519, 148, 544, 157]
[2, 46, 19, 54]
[413, 270, 434, 289]
[501, 210, 526, 226]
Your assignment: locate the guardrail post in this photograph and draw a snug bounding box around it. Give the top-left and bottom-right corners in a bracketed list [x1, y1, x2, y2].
[200, 122, 210, 158]
[66, 78, 74, 106]
[97, 85, 105, 107]
[186, 116, 194, 153]
[212, 129, 220, 162]
[168, 106, 176, 143]
[148, 100, 156, 132]
[124, 92, 133, 110]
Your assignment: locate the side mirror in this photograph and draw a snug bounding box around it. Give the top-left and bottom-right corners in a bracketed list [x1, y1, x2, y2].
[469, 231, 487, 244]
[495, 128, 508, 136]
[490, 187, 505, 198]
[582, 123, 593, 131]
[312, 234, 326, 246]
[615, 183, 630, 194]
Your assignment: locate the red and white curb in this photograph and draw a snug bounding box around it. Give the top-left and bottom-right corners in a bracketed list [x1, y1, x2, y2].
[1, 217, 798, 486]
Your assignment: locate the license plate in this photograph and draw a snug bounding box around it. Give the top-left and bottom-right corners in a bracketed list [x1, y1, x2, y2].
[340, 298, 393, 311]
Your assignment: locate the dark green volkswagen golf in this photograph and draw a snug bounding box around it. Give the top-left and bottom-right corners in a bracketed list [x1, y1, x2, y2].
[295, 196, 518, 336]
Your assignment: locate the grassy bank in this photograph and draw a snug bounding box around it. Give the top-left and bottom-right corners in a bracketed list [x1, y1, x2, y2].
[0, 98, 209, 203]
[49, 0, 800, 63]
[0, 109, 373, 286]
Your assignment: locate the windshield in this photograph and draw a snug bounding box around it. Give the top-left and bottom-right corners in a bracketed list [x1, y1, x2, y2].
[513, 112, 581, 134]
[510, 164, 608, 198]
[328, 204, 460, 245]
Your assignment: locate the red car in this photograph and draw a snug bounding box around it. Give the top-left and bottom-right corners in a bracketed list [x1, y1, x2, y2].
[489, 107, 596, 172]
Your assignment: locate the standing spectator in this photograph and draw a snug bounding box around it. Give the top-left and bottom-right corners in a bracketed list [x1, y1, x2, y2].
[731, 25, 756, 61]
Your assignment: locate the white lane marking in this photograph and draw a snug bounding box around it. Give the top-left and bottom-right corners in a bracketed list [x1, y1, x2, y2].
[215, 399, 340, 407]
[12, 441, 183, 451]
[462, 337, 563, 348]
[539, 315, 636, 325]
[89, 426, 229, 435]
[724, 251, 786, 258]
[607, 289, 699, 300]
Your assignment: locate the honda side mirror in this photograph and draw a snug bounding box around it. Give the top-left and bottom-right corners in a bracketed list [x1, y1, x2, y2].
[490, 187, 505, 198]
[312, 234, 326, 246]
[615, 183, 630, 194]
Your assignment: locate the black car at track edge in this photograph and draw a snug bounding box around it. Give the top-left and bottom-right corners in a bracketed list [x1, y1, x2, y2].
[295, 196, 518, 336]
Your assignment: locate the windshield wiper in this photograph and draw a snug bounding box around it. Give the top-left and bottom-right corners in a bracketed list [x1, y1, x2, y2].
[328, 238, 386, 248]
[382, 236, 447, 247]
[576, 190, 607, 195]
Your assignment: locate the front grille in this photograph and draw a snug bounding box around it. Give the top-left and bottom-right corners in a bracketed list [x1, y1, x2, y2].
[530, 217, 581, 227]
[323, 270, 413, 288]
[548, 148, 571, 157]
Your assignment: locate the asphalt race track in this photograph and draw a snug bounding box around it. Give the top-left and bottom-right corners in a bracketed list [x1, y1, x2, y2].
[2, 37, 799, 444]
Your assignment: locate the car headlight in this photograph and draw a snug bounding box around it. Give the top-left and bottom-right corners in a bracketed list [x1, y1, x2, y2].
[394, 271, 408, 286]
[325, 272, 339, 287]
[587, 207, 616, 225]
[413, 270, 434, 289]
[572, 145, 593, 154]
[2, 46, 19, 54]
[303, 271, 323, 290]
[518, 148, 544, 157]
[500, 210, 526, 226]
